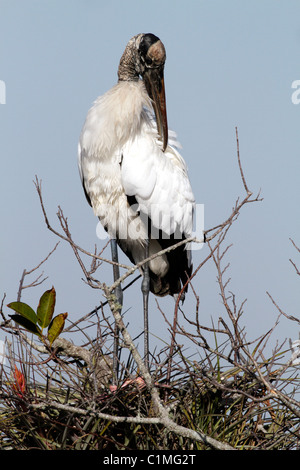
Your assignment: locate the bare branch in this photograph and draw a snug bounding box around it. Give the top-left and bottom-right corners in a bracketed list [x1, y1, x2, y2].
[289, 238, 300, 276]
[266, 291, 300, 325]
[33, 176, 131, 271]
[16, 242, 59, 301]
[235, 127, 251, 195]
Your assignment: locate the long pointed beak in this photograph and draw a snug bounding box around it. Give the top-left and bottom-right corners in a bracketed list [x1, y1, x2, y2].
[143, 68, 168, 152]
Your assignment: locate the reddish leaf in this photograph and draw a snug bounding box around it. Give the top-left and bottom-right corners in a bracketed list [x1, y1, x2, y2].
[13, 365, 26, 396]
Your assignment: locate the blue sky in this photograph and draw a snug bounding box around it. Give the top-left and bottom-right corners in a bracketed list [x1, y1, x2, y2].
[0, 1, 299, 358]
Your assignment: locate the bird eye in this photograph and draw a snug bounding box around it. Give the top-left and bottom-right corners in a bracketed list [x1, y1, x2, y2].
[145, 55, 153, 66]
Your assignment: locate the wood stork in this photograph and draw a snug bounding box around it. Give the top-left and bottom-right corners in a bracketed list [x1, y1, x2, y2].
[78, 33, 195, 370]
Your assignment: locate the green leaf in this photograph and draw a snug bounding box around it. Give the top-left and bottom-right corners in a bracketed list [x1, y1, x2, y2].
[47, 312, 67, 345]
[37, 287, 56, 329]
[10, 314, 42, 337]
[7, 301, 37, 324]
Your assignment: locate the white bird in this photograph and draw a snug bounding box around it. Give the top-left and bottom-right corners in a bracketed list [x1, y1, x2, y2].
[78, 33, 195, 369]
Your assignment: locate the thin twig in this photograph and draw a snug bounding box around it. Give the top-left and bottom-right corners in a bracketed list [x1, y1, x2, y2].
[266, 291, 300, 325]
[17, 242, 59, 301]
[235, 127, 251, 195]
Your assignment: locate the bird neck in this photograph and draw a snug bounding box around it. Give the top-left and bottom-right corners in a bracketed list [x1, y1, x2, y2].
[118, 35, 141, 82]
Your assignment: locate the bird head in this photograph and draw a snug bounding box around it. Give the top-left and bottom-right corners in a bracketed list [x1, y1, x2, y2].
[118, 33, 168, 152]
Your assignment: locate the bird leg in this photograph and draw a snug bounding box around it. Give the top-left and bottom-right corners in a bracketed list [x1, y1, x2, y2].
[110, 239, 123, 385]
[141, 237, 150, 369]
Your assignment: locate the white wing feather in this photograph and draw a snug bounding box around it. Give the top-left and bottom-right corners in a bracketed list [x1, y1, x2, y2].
[121, 118, 195, 237]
